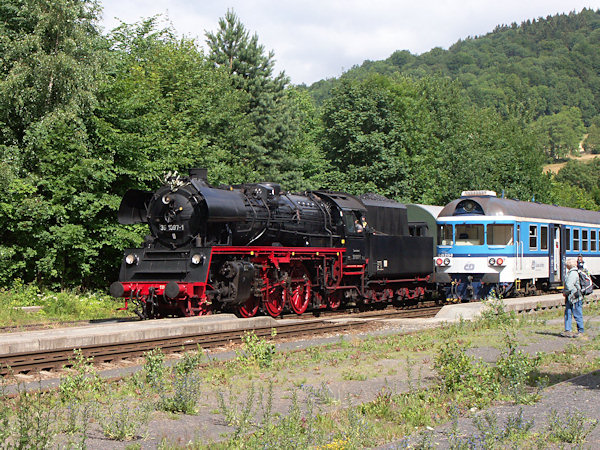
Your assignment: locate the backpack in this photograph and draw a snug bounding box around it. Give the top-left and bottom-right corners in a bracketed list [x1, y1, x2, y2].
[578, 269, 593, 296]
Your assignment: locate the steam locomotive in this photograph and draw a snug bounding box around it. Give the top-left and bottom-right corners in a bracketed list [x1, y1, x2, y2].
[110, 169, 433, 319]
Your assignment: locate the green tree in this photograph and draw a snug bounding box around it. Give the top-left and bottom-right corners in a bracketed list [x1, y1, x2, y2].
[205, 9, 301, 182]
[0, 0, 107, 287]
[584, 116, 600, 153]
[532, 107, 586, 160]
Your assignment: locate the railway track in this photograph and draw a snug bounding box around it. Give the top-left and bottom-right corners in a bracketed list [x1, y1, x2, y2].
[0, 306, 441, 376]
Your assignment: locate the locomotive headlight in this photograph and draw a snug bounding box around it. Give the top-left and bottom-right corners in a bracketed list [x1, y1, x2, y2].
[125, 254, 138, 265]
[191, 254, 204, 265]
[443, 258, 451, 266]
[488, 257, 496, 266]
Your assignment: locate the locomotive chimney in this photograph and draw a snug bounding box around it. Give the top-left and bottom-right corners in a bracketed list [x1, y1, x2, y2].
[189, 168, 208, 182]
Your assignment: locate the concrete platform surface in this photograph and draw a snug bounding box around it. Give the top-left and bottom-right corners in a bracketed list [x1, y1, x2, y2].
[381, 290, 599, 327]
[0, 314, 277, 356]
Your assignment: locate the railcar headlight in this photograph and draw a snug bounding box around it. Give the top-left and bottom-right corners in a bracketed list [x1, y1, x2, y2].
[488, 257, 495, 266]
[435, 258, 443, 266]
[191, 254, 204, 265]
[125, 254, 138, 265]
[443, 258, 451, 266]
[496, 257, 504, 266]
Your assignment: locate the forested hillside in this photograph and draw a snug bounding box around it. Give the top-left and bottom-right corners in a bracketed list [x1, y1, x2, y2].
[0, 2, 596, 289]
[309, 8, 600, 160]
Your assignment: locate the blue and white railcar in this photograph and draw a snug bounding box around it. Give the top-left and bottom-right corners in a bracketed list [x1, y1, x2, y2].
[435, 190, 600, 301]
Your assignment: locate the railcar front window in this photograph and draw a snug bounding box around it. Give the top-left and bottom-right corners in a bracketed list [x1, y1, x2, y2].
[455, 224, 484, 246]
[488, 224, 514, 246]
[438, 224, 453, 245]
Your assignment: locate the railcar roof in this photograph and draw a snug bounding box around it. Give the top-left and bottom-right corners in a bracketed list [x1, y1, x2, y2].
[439, 195, 600, 225]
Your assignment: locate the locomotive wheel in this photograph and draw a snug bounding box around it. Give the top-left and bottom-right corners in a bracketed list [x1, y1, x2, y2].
[238, 296, 260, 318]
[289, 264, 311, 315]
[264, 285, 285, 317]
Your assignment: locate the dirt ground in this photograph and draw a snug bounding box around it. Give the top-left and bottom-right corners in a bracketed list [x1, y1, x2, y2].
[68, 311, 600, 449]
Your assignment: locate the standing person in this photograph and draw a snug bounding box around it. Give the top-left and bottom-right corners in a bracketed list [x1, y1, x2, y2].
[561, 259, 585, 338]
[577, 254, 585, 270]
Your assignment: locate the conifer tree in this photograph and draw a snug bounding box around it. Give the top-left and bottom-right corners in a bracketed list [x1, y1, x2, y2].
[205, 10, 301, 183]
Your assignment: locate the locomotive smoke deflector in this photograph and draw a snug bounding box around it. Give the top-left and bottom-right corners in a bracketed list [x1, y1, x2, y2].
[118, 189, 153, 224]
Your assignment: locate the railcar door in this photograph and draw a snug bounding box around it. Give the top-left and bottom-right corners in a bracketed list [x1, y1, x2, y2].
[515, 224, 524, 275]
[549, 224, 563, 284]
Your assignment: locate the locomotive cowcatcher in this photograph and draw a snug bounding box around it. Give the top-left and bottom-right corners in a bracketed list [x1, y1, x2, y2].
[110, 169, 433, 319]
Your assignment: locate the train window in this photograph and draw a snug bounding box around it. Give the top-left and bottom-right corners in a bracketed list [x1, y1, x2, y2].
[455, 224, 484, 246]
[540, 226, 548, 251]
[342, 212, 358, 234]
[592, 230, 597, 252]
[409, 223, 428, 237]
[529, 225, 537, 250]
[488, 224, 514, 245]
[438, 224, 453, 245]
[582, 229, 589, 251]
[566, 228, 571, 251]
[573, 229, 580, 251]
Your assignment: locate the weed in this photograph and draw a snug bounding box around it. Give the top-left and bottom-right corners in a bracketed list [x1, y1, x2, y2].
[547, 409, 598, 444]
[159, 372, 201, 415]
[503, 407, 534, 441]
[0, 382, 11, 445]
[98, 400, 150, 441]
[59, 349, 103, 403]
[13, 387, 57, 449]
[303, 381, 337, 405]
[495, 330, 541, 403]
[236, 330, 276, 369]
[62, 400, 95, 449]
[341, 369, 367, 381]
[434, 341, 499, 406]
[172, 346, 205, 376]
[479, 293, 516, 328]
[216, 383, 256, 439]
[143, 348, 166, 389]
[358, 387, 395, 420]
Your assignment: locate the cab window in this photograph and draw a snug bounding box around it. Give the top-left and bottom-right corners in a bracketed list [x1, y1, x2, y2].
[438, 224, 453, 246]
[455, 224, 484, 246]
[488, 224, 514, 245]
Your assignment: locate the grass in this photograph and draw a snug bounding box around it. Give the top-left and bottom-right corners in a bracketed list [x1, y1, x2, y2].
[0, 298, 599, 448]
[0, 280, 132, 327]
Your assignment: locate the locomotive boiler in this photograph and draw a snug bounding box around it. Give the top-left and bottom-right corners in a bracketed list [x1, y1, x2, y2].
[110, 169, 433, 319]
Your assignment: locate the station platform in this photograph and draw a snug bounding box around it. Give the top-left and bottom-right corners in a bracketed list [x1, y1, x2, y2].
[375, 290, 599, 330]
[0, 314, 283, 356]
[0, 291, 597, 356]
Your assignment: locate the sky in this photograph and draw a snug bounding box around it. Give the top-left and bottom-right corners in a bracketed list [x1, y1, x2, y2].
[99, 1, 600, 85]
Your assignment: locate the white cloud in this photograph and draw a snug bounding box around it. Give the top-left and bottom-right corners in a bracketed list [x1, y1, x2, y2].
[99, 0, 600, 84]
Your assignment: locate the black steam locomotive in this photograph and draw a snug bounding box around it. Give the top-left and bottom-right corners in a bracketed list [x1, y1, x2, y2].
[110, 169, 433, 319]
